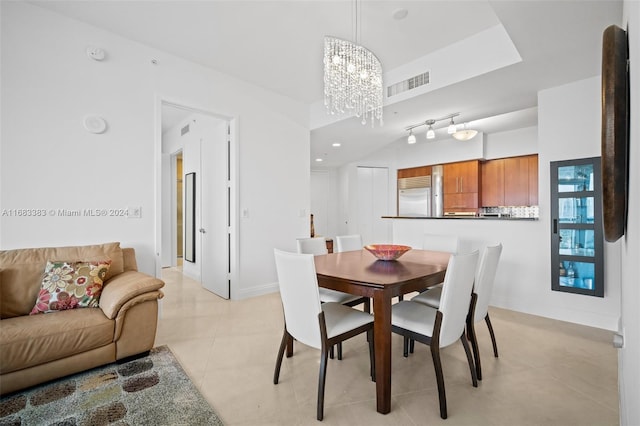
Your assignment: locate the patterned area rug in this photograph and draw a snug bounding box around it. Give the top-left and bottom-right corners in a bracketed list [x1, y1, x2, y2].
[0, 346, 223, 425]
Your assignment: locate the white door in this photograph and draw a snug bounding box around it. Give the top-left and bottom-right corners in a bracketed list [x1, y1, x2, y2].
[311, 171, 329, 237]
[200, 119, 230, 298]
[357, 167, 390, 245]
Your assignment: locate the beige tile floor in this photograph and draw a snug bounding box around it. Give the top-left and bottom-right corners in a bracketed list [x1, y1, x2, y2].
[155, 267, 619, 425]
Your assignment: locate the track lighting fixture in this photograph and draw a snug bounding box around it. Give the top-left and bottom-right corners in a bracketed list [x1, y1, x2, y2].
[407, 129, 416, 144]
[447, 117, 457, 134]
[404, 113, 466, 142]
[426, 121, 435, 140]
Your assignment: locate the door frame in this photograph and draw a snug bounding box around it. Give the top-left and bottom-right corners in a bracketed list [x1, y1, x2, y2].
[154, 95, 239, 299]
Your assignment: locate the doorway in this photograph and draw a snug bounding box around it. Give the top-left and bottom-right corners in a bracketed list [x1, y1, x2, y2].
[158, 100, 237, 300]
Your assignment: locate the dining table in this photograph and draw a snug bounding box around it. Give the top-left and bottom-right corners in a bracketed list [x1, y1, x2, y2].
[313, 248, 450, 415]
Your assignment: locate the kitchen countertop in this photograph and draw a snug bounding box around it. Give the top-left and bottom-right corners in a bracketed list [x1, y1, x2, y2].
[382, 215, 539, 221]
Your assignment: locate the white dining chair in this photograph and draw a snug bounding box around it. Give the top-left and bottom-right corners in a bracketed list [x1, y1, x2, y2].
[397, 233, 459, 302]
[296, 237, 329, 256]
[411, 243, 503, 380]
[391, 250, 479, 419]
[273, 249, 375, 421]
[296, 237, 371, 359]
[335, 234, 363, 252]
[296, 237, 369, 311]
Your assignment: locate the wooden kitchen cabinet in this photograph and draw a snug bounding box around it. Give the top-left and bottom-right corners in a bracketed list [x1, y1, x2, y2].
[504, 156, 530, 206]
[444, 161, 479, 194]
[481, 159, 505, 207]
[443, 160, 480, 212]
[397, 166, 431, 179]
[480, 154, 539, 207]
[444, 193, 479, 211]
[528, 155, 539, 205]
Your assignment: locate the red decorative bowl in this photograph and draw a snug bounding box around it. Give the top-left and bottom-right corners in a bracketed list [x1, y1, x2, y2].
[364, 244, 411, 261]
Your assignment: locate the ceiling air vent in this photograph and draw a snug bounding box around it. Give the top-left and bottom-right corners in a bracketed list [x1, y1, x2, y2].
[181, 124, 190, 136]
[387, 71, 430, 97]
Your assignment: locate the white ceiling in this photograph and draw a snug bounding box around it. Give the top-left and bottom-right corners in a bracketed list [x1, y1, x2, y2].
[31, 0, 623, 168]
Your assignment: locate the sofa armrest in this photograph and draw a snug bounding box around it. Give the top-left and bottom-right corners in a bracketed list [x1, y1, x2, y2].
[99, 271, 164, 320]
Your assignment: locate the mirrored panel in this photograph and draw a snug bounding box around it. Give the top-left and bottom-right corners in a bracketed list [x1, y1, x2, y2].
[185, 172, 196, 263]
[558, 197, 594, 223]
[559, 261, 595, 290]
[558, 229, 595, 257]
[558, 164, 594, 192]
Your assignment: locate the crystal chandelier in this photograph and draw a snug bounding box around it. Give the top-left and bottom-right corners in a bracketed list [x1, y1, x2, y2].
[323, 2, 383, 126]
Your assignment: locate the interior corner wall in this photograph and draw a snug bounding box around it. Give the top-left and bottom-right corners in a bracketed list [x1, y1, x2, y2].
[0, 2, 310, 298]
[619, 1, 640, 424]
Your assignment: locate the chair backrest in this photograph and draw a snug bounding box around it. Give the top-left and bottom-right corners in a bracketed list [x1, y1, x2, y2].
[422, 233, 459, 254]
[473, 243, 503, 323]
[438, 250, 479, 347]
[335, 234, 363, 252]
[274, 249, 323, 349]
[296, 237, 328, 255]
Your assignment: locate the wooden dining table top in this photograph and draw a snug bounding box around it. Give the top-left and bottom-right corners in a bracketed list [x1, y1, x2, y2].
[314, 248, 450, 293]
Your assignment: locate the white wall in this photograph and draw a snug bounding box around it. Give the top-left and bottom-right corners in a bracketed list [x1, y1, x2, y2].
[619, 1, 640, 424]
[0, 2, 309, 299]
[310, 170, 339, 239]
[484, 126, 538, 159]
[537, 76, 621, 329]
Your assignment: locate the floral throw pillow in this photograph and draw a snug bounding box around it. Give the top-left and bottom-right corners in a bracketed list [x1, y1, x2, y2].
[30, 260, 111, 315]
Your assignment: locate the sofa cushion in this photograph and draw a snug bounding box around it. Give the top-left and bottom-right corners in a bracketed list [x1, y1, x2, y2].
[30, 260, 111, 314]
[0, 242, 123, 319]
[0, 308, 114, 375]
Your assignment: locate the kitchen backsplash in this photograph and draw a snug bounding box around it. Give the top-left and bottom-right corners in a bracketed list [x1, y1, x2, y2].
[482, 206, 539, 218]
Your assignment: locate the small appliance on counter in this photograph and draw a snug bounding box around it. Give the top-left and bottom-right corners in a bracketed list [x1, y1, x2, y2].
[443, 212, 477, 217]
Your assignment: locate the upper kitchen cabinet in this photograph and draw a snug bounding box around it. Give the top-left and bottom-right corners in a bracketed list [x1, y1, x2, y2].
[481, 159, 505, 207]
[443, 160, 480, 212]
[397, 165, 431, 179]
[504, 156, 530, 206]
[528, 155, 539, 205]
[481, 154, 539, 207]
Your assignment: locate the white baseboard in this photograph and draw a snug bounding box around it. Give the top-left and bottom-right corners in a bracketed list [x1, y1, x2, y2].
[234, 281, 279, 300]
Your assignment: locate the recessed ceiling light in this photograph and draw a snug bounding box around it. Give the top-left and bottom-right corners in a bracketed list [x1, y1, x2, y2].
[315, 158, 323, 162]
[332, 143, 341, 147]
[392, 8, 408, 20]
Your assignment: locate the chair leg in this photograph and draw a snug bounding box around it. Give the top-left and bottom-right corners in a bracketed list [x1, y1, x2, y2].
[410, 339, 415, 354]
[485, 314, 499, 358]
[329, 345, 334, 359]
[368, 329, 376, 382]
[274, 330, 289, 384]
[403, 336, 409, 357]
[286, 334, 294, 358]
[430, 343, 448, 420]
[337, 342, 343, 360]
[460, 334, 478, 388]
[467, 318, 482, 381]
[317, 347, 329, 421]
[364, 298, 371, 314]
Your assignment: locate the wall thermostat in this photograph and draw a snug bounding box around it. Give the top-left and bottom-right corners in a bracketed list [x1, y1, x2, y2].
[83, 115, 107, 134]
[86, 46, 106, 61]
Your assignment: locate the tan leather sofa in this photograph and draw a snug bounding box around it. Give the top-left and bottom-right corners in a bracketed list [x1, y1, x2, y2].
[0, 242, 164, 395]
